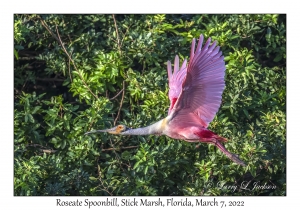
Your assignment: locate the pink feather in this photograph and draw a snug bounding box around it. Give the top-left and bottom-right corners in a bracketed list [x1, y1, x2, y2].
[168, 34, 225, 128]
[167, 55, 187, 114]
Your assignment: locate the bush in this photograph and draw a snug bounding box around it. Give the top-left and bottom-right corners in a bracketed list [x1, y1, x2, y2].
[14, 14, 286, 196]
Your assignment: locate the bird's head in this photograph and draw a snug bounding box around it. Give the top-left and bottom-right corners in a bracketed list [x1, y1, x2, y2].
[85, 124, 130, 135]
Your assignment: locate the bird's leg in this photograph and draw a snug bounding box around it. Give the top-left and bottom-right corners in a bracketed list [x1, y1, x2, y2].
[200, 138, 246, 167]
[214, 141, 246, 166]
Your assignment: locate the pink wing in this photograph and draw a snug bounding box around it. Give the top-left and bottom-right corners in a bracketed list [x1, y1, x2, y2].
[170, 34, 226, 128]
[167, 55, 187, 115]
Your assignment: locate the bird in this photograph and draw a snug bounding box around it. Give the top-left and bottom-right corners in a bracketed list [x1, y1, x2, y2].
[85, 34, 246, 167]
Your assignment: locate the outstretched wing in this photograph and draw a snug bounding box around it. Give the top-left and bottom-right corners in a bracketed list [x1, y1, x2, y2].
[167, 54, 187, 115]
[170, 34, 226, 128]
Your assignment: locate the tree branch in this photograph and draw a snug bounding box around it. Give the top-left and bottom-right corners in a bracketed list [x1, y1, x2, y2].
[112, 14, 121, 55]
[39, 16, 99, 100]
[101, 145, 138, 152]
[114, 80, 125, 126]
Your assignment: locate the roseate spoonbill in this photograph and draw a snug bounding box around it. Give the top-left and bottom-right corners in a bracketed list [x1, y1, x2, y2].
[85, 34, 246, 166]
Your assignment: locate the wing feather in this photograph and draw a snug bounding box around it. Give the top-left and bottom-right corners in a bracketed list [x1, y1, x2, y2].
[170, 34, 226, 128]
[167, 55, 187, 114]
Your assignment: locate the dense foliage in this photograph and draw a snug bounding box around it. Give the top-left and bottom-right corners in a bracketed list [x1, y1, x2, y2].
[14, 14, 286, 196]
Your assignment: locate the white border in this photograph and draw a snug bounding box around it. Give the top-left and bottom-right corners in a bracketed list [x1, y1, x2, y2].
[2, 0, 295, 209]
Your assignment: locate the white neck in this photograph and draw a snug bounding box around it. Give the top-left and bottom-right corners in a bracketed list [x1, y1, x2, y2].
[121, 118, 166, 136]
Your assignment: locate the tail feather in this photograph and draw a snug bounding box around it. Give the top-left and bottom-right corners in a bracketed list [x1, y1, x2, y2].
[194, 129, 246, 166]
[196, 129, 227, 143]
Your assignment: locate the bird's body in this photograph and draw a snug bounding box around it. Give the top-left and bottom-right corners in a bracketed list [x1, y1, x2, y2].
[86, 34, 246, 166]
